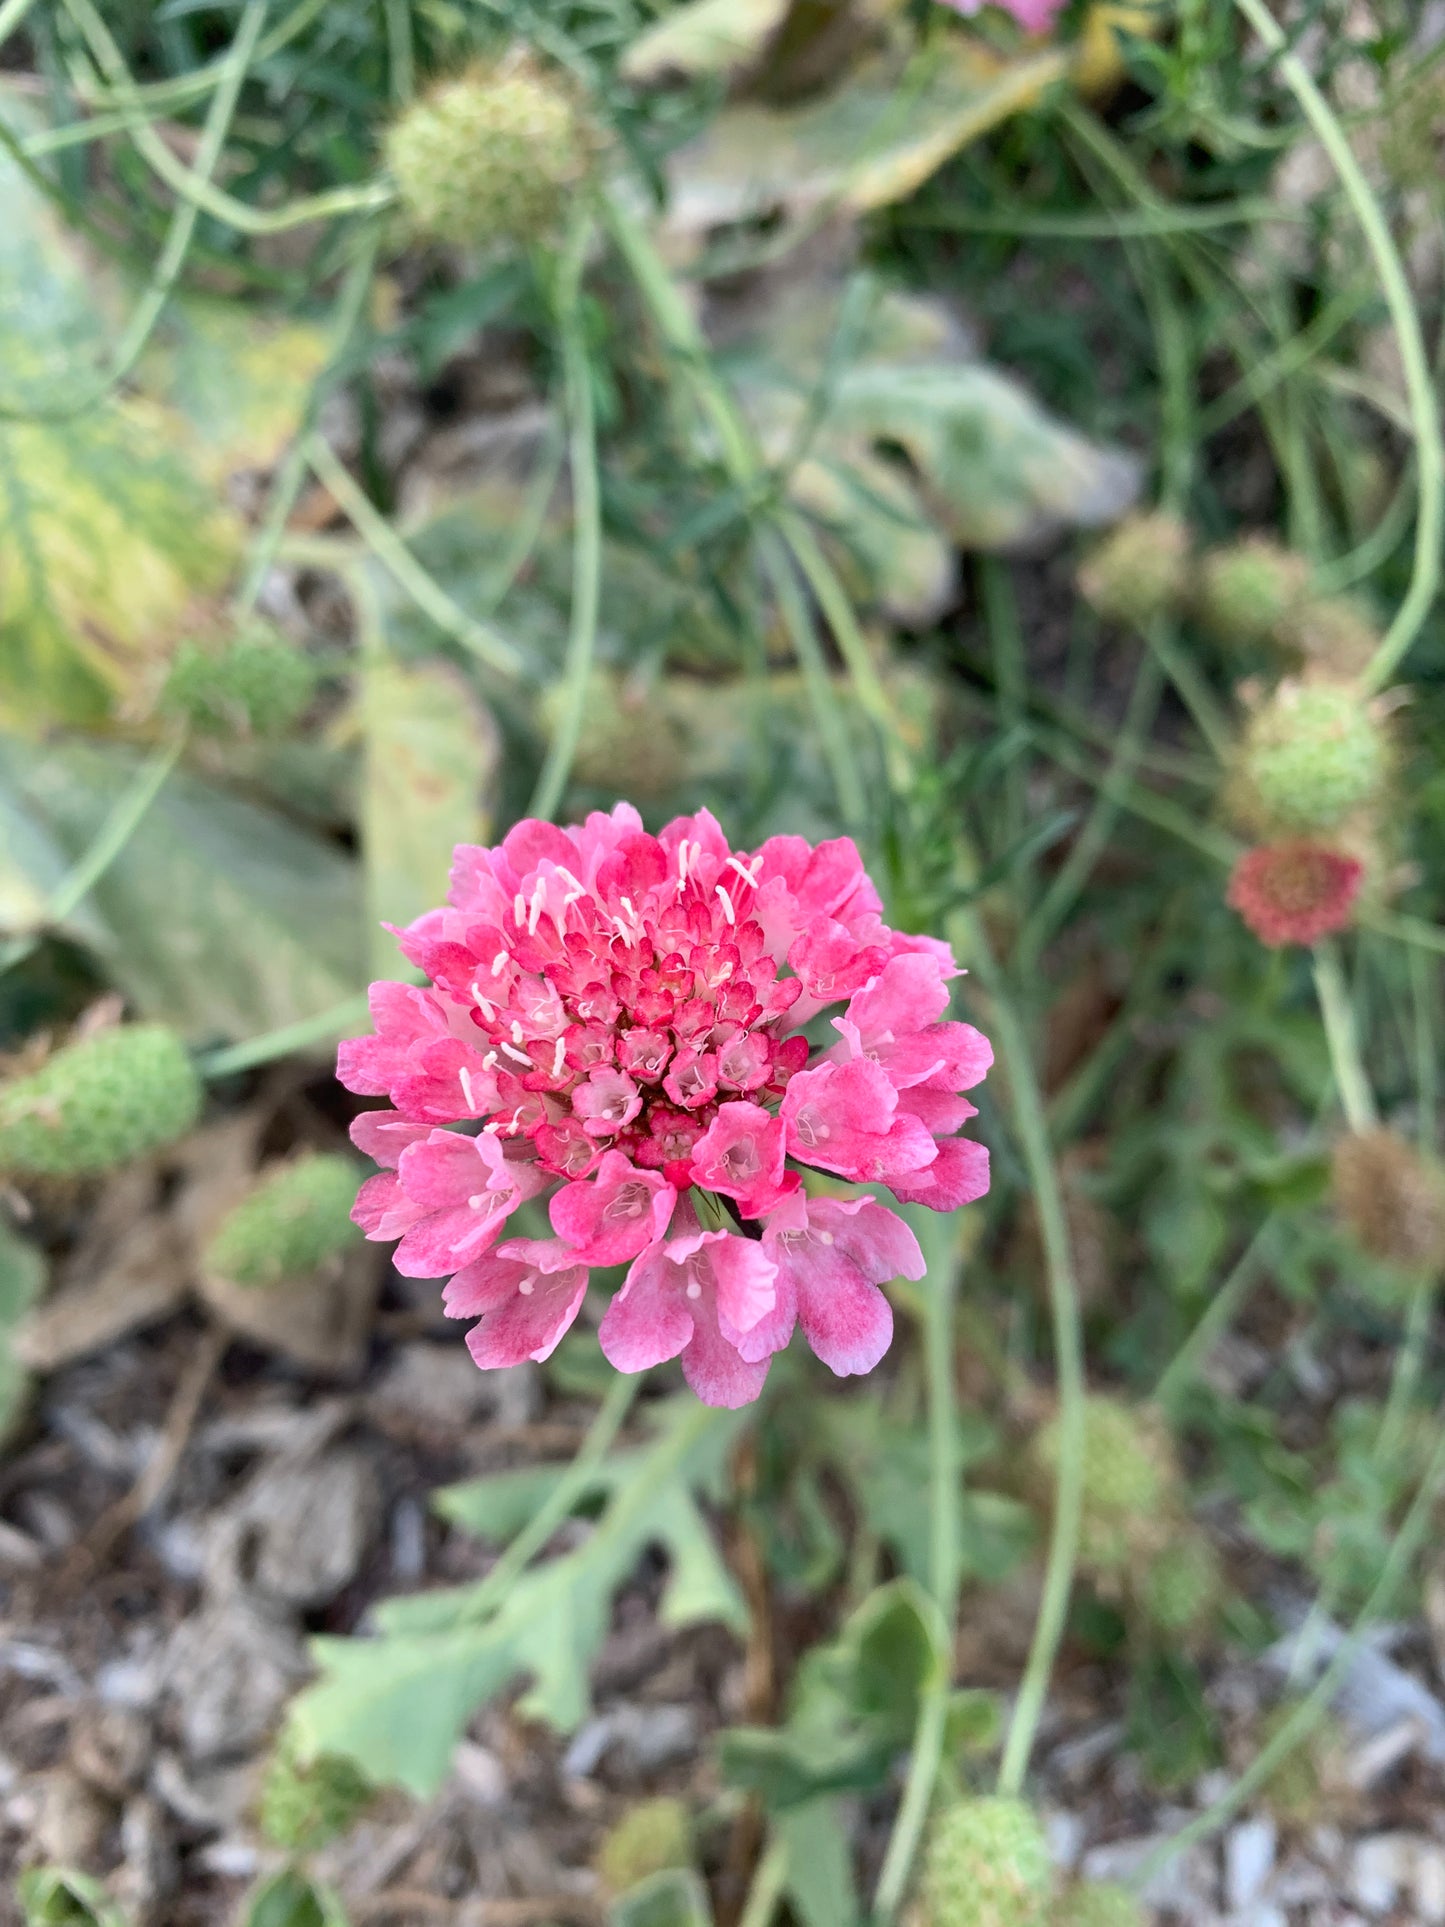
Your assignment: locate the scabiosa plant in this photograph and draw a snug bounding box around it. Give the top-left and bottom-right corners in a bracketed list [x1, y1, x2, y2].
[339, 807, 991, 1408]
[1226, 841, 1363, 948]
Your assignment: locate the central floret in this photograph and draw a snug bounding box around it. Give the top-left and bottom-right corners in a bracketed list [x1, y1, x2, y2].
[340, 806, 991, 1406]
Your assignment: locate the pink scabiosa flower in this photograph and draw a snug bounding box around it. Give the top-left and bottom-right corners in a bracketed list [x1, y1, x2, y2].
[1227, 840, 1363, 948]
[933, 0, 1067, 35]
[339, 807, 991, 1407]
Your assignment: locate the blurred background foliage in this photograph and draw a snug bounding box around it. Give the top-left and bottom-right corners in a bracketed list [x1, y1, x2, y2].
[2, 0, 1445, 1921]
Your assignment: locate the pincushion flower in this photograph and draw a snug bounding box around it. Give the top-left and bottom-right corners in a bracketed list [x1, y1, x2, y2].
[340, 807, 991, 1407]
[1226, 840, 1362, 948]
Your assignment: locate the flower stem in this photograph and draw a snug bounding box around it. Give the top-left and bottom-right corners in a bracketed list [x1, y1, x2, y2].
[457, 1372, 641, 1626]
[196, 992, 377, 1079]
[529, 214, 602, 822]
[738, 1838, 789, 1927]
[960, 922, 1084, 1799]
[1154, 1214, 1277, 1411]
[1312, 939, 1377, 1134]
[1229, 0, 1443, 692]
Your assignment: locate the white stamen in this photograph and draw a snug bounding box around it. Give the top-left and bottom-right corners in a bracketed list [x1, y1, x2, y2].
[619, 895, 639, 925]
[556, 866, 584, 894]
[500, 1041, 531, 1066]
[511, 1019, 526, 1044]
[482, 1050, 499, 1071]
[491, 950, 510, 977]
[715, 884, 736, 925]
[818, 1231, 835, 1245]
[685, 1280, 703, 1300]
[468, 1191, 495, 1209]
[518, 1274, 535, 1296]
[612, 915, 638, 946]
[472, 989, 496, 1020]
[677, 840, 694, 883]
[513, 893, 526, 925]
[459, 1068, 477, 1109]
[728, 855, 760, 888]
[482, 1121, 504, 1133]
[527, 880, 547, 935]
[551, 1037, 567, 1078]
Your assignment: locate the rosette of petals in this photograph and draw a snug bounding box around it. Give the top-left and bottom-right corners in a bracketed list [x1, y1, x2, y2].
[1227, 841, 1363, 947]
[341, 805, 992, 1406]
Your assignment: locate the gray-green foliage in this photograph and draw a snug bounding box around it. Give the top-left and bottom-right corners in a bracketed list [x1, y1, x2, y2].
[288, 1399, 749, 1795]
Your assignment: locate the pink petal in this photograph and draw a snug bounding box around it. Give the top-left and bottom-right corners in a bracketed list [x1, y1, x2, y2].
[888, 1137, 991, 1210]
[465, 1266, 587, 1367]
[349, 1109, 431, 1169]
[598, 1244, 693, 1373]
[550, 1151, 676, 1266]
[680, 1310, 773, 1408]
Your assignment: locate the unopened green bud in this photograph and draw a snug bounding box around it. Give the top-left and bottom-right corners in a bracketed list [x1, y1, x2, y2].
[919, 1797, 1052, 1927]
[204, 1153, 362, 1290]
[595, 1797, 694, 1897]
[1078, 512, 1192, 629]
[259, 1733, 373, 1854]
[1055, 1883, 1149, 1927]
[162, 624, 319, 738]
[1032, 1397, 1177, 1576]
[0, 1025, 200, 1177]
[1195, 537, 1310, 647]
[385, 53, 598, 249]
[1237, 677, 1389, 834]
[1137, 1530, 1224, 1646]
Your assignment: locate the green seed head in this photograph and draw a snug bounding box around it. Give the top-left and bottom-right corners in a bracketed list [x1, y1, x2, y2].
[594, 1796, 694, 1896]
[1055, 1882, 1149, 1927]
[385, 52, 598, 249]
[1238, 677, 1389, 834]
[0, 1025, 200, 1177]
[162, 624, 319, 738]
[259, 1733, 373, 1854]
[1033, 1397, 1177, 1576]
[1137, 1531, 1224, 1645]
[1195, 537, 1310, 647]
[204, 1153, 363, 1290]
[919, 1797, 1052, 1927]
[1078, 512, 1192, 629]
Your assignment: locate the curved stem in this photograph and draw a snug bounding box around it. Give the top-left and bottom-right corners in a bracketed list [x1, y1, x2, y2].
[529, 217, 602, 822]
[964, 927, 1084, 1798]
[196, 992, 374, 1079]
[1230, 0, 1443, 691]
[1154, 1214, 1277, 1410]
[1135, 1420, 1445, 1886]
[1313, 939, 1377, 1134]
[0, 0, 268, 424]
[873, 1684, 949, 1924]
[457, 1372, 640, 1625]
[303, 434, 527, 680]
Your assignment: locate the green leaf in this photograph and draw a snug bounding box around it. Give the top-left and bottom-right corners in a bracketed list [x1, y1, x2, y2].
[664, 41, 1068, 239]
[360, 659, 500, 973]
[0, 1214, 46, 1440]
[719, 1580, 944, 1811]
[290, 1400, 749, 1795]
[16, 1869, 130, 1927]
[0, 735, 363, 1044]
[609, 1869, 715, 1927]
[776, 1800, 860, 1927]
[239, 1872, 350, 1927]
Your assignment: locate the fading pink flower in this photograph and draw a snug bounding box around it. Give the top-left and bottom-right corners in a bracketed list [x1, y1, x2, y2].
[1227, 841, 1363, 948]
[934, 0, 1066, 34]
[342, 806, 991, 1406]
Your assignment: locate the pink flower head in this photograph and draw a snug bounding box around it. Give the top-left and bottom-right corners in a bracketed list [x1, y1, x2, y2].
[933, 0, 1066, 33]
[1227, 841, 1363, 948]
[342, 806, 991, 1405]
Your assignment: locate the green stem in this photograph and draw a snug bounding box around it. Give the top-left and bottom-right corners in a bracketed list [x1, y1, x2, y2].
[0, 0, 39, 48]
[236, 230, 380, 614]
[303, 434, 527, 680]
[529, 217, 602, 822]
[898, 196, 1299, 239]
[965, 927, 1085, 1798]
[981, 558, 1028, 851]
[61, 0, 393, 237]
[1313, 940, 1377, 1134]
[457, 1373, 641, 1625]
[1377, 1275, 1434, 1470]
[1135, 1421, 1445, 1886]
[1231, 0, 1444, 690]
[1154, 1215, 1277, 1410]
[871, 1212, 964, 1923]
[759, 530, 867, 834]
[0, 736, 184, 978]
[0, 0, 267, 424]
[738, 1839, 790, 1927]
[196, 992, 374, 1079]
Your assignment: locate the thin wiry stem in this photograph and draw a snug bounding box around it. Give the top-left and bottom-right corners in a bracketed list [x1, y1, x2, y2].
[1313, 940, 1378, 1134]
[529, 216, 602, 822]
[1231, 0, 1443, 690]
